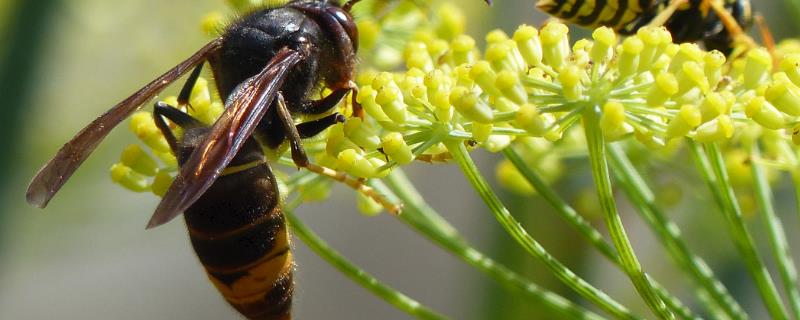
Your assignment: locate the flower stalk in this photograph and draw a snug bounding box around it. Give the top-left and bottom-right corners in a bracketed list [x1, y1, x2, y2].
[446, 139, 639, 320]
[689, 141, 789, 320]
[583, 106, 673, 319]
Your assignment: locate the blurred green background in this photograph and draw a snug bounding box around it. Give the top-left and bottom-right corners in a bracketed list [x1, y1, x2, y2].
[0, 0, 798, 319]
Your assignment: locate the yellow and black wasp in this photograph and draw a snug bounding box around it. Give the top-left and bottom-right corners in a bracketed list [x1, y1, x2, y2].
[536, 0, 753, 54]
[25, 0, 385, 319]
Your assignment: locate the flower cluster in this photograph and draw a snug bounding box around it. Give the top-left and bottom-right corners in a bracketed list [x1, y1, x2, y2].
[110, 0, 800, 207]
[335, 16, 800, 194]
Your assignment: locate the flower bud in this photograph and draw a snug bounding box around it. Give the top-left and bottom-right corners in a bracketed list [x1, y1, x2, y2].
[512, 25, 542, 67]
[766, 72, 800, 116]
[110, 163, 149, 192]
[375, 85, 408, 124]
[129, 112, 170, 153]
[486, 42, 522, 73]
[326, 123, 358, 156]
[470, 61, 502, 96]
[344, 117, 381, 150]
[381, 132, 414, 165]
[699, 92, 728, 122]
[704, 50, 726, 88]
[484, 133, 513, 152]
[496, 70, 527, 104]
[600, 101, 631, 140]
[743, 48, 772, 90]
[676, 61, 709, 95]
[540, 22, 570, 70]
[694, 115, 734, 143]
[618, 37, 643, 78]
[515, 103, 552, 136]
[151, 169, 173, 197]
[450, 86, 494, 123]
[485, 29, 509, 44]
[120, 144, 158, 176]
[669, 43, 703, 74]
[590, 27, 616, 64]
[635, 26, 661, 72]
[357, 85, 391, 122]
[745, 96, 785, 130]
[647, 73, 679, 107]
[337, 149, 382, 178]
[559, 64, 583, 100]
[472, 122, 493, 143]
[666, 104, 702, 139]
[450, 35, 477, 65]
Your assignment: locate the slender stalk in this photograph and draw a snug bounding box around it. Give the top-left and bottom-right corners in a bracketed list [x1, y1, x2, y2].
[502, 147, 697, 319]
[501, 147, 616, 259]
[445, 139, 639, 320]
[383, 171, 608, 320]
[285, 199, 447, 320]
[651, 280, 697, 320]
[688, 141, 789, 320]
[582, 105, 673, 320]
[750, 144, 800, 319]
[606, 144, 748, 320]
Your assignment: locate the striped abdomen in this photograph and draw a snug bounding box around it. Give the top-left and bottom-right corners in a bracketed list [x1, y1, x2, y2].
[536, 0, 659, 31]
[183, 145, 292, 320]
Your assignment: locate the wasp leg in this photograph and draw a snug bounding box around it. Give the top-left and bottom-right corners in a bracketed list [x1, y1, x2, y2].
[706, 0, 749, 43]
[755, 14, 777, 66]
[303, 88, 350, 114]
[349, 82, 364, 118]
[297, 113, 345, 138]
[152, 102, 204, 154]
[152, 62, 204, 149]
[275, 92, 310, 167]
[302, 82, 363, 118]
[177, 63, 205, 107]
[645, 0, 688, 28]
[275, 92, 402, 215]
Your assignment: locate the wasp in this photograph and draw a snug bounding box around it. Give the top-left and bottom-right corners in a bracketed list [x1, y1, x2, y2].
[536, 0, 753, 54]
[26, 0, 368, 319]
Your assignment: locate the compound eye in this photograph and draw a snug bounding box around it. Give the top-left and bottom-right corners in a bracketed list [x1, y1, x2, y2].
[327, 6, 358, 52]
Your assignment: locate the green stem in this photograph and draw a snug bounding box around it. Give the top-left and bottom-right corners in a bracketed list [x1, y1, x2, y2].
[383, 171, 607, 320]
[445, 139, 638, 320]
[688, 141, 788, 320]
[501, 147, 616, 259]
[606, 144, 748, 320]
[651, 281, 697, 320]
[503, 147, 699, 319]
[285, 201, 447, 320]
[750, 144, 800, 319]
[582, 106, 673, 320]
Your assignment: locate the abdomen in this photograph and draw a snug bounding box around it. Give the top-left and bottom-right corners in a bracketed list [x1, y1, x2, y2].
[183, 162, 292, 320]
[536, 0, 659, 31]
